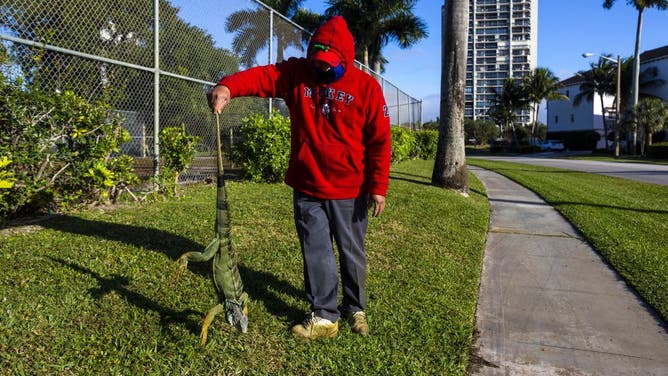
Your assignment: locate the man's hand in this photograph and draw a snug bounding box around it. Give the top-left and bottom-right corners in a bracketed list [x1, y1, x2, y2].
[369, 194, 386, 217]
[207, 85, 231, 114]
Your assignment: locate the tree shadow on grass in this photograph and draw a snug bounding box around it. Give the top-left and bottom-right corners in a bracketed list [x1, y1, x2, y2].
[41, 215, 304, 325]
[39, 214, 200, 261]
[49, 256, 203, 340]
[390, 171, 432, 186]
[390, 171, 487, 197]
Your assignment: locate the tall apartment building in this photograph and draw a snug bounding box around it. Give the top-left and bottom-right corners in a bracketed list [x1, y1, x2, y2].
[465, 0, 538, 123]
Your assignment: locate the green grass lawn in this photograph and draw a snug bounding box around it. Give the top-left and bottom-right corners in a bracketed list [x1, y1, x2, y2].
[0, 159, 489, 375]
[468, 157, 668, 322]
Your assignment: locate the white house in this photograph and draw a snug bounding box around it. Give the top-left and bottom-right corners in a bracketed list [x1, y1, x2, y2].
[547, 45, 668, 150]
[640, 45, 668, 100]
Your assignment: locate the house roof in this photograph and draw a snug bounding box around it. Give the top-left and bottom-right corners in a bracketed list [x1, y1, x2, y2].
[559, 44, 668, 85]
[559, 75, 585, 87]
[639, 45, 668, 63]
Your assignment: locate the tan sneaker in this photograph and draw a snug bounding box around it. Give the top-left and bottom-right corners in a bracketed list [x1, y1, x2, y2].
[291, 312, 338, 340]
[345, 311, 369, 336]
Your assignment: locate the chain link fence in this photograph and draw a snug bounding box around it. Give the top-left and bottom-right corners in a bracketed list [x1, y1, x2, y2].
[1, 0, 422, 183]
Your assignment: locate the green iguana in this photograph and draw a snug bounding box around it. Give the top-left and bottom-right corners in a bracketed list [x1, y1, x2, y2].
[173, 113, 248, 345]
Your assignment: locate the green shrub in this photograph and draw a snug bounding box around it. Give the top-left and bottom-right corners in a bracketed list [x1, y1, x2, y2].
[0, 157, 16, 212]
[160, 125, 200, 174]
[414, 129, 439, 159]
[647, 141, 668, 159]
[390, 126, 416, 163]
[0, 82, 138, 218]
[464, 118, 501, 145]
[490, 138, 510, 153]
[156, 125, 199, 195]
[232, 111, 291, 183]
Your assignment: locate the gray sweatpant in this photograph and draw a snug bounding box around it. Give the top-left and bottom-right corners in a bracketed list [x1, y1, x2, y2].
[293, 190, 369, 322]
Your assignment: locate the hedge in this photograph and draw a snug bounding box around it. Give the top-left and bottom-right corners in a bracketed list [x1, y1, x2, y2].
[647, 141, 668, 159]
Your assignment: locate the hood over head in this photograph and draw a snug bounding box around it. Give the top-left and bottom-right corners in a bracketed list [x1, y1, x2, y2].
[307, 16, 355, 71]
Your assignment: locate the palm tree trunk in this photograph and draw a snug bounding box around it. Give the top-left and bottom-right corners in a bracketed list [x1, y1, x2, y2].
[373, 61, 382, 75]
[531, 103, 539, 143]
[511, 123, 521, 151]
[630, 8, 644, 155]
[614, 57, 622, 157]
[599, 95, 609, 150]
[432, 0, 468, 192]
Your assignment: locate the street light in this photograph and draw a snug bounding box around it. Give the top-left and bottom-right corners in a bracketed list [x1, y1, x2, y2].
[582, 53, 622, 157]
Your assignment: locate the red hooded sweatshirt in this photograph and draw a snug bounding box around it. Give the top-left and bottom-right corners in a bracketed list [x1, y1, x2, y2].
[218, 16, 391, 200]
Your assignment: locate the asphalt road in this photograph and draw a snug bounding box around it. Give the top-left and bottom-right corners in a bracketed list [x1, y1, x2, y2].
[473, 154, 668, 186]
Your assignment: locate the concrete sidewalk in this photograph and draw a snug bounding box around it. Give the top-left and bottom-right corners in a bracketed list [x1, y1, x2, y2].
[469, 166, 668, 376]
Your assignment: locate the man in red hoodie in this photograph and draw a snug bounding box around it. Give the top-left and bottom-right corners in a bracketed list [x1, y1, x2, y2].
[208, 16, 391, 340]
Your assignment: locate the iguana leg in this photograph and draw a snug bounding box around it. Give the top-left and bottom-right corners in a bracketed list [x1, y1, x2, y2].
[173, 237, 220, 282]
[200, 304, 224, 345]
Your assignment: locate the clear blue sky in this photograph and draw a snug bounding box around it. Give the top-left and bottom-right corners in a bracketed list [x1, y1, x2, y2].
[302, 0, 667, 122]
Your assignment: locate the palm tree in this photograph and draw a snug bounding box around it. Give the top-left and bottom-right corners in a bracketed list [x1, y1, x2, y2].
[324, 0, 428, 73]
[431, 0, 467, 192]
[523, 68, 568, 145]
[616, 58, 665, 153]
[573, 57, 617, 150]
[575, 54, 664, 154]
[633, 97, 668, 155]
[225, 0, 322, 68]
[603, 0, 668, 154]
[488, 78, 530, 151]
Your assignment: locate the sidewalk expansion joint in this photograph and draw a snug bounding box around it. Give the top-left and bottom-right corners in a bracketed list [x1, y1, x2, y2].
[489, 226, 580, 239]
[514, 340, 662, 361]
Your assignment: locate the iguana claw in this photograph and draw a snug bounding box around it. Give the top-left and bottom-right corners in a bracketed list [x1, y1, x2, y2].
[199, 294, 249, 345]
[225, 299, 249, 334]
[173, 254, 190, 283]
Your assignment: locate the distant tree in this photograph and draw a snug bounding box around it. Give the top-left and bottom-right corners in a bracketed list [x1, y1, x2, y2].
[464, 118, 500, 145]
[225, 0, 319, 68]
[488, 78, 530, 150]
[535, 122, 548, 141]
[431, 0, 467, 192]
[159, 4, 242, 135]
[0, 0, 153, 98]
[615, 56, 665, 113]
[422, 117, 440, 130]
[603, 0, 668, 154]
[325, 0, 428, 73]
[573, 56, 617, 150]
[617, 61, 666, 154]
[522, 68, 568, 145]
[634, 97, 668, 155]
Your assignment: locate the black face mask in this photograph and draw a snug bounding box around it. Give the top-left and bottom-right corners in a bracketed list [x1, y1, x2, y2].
[312, 63, 345, 84]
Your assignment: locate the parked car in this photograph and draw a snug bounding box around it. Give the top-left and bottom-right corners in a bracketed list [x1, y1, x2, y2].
[539, 139, 565, 151]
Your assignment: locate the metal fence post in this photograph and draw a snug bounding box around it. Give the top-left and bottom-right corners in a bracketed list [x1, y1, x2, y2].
[153, 0, 160, 181]
[268, 9, 273, 115]
[396, 86, 400, 126]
